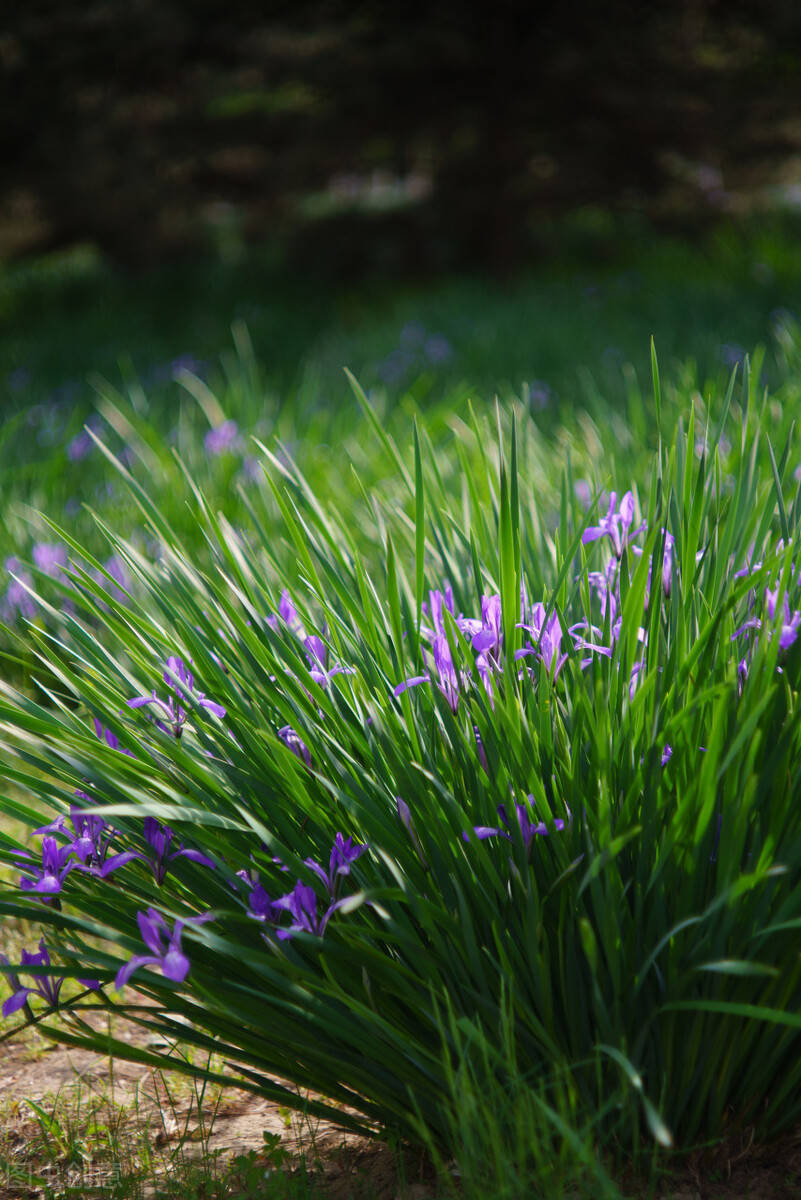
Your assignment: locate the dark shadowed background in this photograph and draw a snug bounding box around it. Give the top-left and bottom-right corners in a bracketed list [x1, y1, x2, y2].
[3, 0, 801, 276]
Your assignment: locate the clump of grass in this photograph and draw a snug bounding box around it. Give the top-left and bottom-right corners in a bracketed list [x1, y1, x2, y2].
[0, 348, 800, 1198]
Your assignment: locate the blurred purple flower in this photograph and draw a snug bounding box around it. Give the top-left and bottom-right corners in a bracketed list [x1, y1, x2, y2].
[424, 334, 453, 365]
[719, 343, 746, 369]
[378, 348, 414, 385]
[171, 354, 207, 379]
[574, 480, 592, 507]
[32, 543, 67, 576]
[204, 419, 239, 456]
[8, 367, 31, 393]
[400, 321, 426, 347]
[525, 380, 552, 411]
[67, 416, 102, 462]
[90, 555, 132, 608]
[2, 557, 37, 621]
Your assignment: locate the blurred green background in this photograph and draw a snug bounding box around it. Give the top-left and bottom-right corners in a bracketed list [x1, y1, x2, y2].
[3, 1, 801, 605]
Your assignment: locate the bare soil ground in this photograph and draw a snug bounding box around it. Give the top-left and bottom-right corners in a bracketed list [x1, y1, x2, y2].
[0, 1005, 433, 1199]
[2, 1012, 801, 1199]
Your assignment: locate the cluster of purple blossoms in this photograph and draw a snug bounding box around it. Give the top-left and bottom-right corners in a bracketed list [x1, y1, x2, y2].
[266, 590, 354, 756]
[246, 834, 367, 941]
[464, 798, 568, 855]
[732, 576, 801, 686]
[393, 585, 567, 712]
[569, 492, 676, 697]
[267, 590, 353, 688]
[14, 722, 143, 896]
[128, 655, 226, 738]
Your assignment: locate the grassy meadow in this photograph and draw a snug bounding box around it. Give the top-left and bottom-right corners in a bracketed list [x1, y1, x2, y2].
[1, 220, 801, 1198]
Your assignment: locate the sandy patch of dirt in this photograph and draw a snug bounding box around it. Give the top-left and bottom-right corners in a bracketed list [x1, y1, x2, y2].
[2, 1011, 801, 1198]
[0, 1007, 437, 1199]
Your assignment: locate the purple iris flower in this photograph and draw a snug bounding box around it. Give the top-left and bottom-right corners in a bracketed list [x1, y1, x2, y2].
[272, 880, 324, 939]
[33, 717, 141, 874]
[1, 940, 100, 1018]
[142, 817, 216, 885]
[304, 834, 367, 898]
[278, 724, 311, 766]
[470, 595, 505, 696]
[248, 834, 366, 941]
[266, 589, 304, 634]
[394, 633, 468, 712]
[661, 532, 676, 597]
[115, 908, 214, 990]
[584, 556, 620, 624]
[17, 835, 82, 896]
[247, 882, 284, 923]
[271, 880, 354, 940]
[471, 594, 503, 656]
[582, 491, 643, 558]
[568, 620, 615, 667]
[91, 718, 135, 757]
[128, 656, 225, 737]
[420, 585, 457, 641]
[765, 585, 801, 650]
[303, 635, 354, 687]
[464, 799, 566, 855]
[516, 603, 567, 677]
[473, 726, 488, 773]
[732, 583, 801, 681]
[33, 799, 120, 875]
[661, 744, 673, 766]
